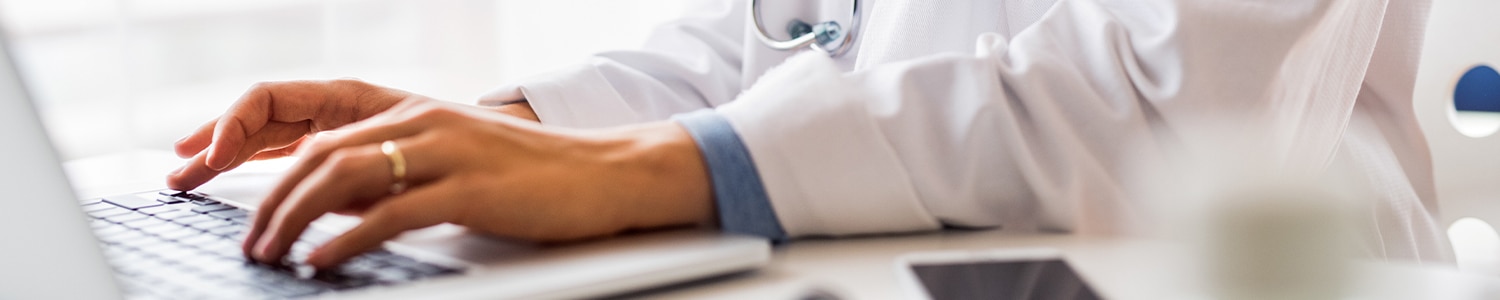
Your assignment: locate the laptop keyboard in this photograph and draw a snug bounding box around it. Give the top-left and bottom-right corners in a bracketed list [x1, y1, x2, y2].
[83, 190, 460, 300]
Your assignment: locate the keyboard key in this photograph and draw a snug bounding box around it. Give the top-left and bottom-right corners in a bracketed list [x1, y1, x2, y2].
[207, 209, 249, 220]
[224, 265, 306, 286]
[82, 201, 114, 212]
[371, 268, 419, 284]
[122, 216, 171, 227]
[171, 251, 216, 267]
[311, 271, 376, 290]
[137, 242, 195, 258]
[93, 224, 130, 237]
[188, 219, 234, 230]
[190, 199, 220, 206]
[204, 241, 247, 257]
[265, 277, 327, 297]
[172, 214, 218, 225]
[104, 213, 149, 224]
[103, 194, 163, 210]
[155, 196, 187, 205]
[154, 210, 199, 220]
[175, 234, 223, 247]
[191, 204, 236, 214]
[139, 223, 189, 235]
[116, 234, 169, 249]
[88, 207, 132, 219]
[193, 258, 246, 274]
[94, 226, 140, 242]
[135, 205, 178, 216]
[155, 227, 202, 241]
[405, 262, 458, 278]
[97, 230, 146, 244]
[208, 226, 243, 237]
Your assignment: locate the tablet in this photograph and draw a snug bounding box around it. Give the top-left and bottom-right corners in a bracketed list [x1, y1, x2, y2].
[895, 248, 1101, 300]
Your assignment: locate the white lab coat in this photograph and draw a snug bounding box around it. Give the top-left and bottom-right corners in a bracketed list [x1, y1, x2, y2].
[481, 0, 1453, 264]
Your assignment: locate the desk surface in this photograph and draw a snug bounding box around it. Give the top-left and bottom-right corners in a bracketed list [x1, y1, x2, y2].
[67, 151, 1500, 299]
[643, 230, 1500, 300]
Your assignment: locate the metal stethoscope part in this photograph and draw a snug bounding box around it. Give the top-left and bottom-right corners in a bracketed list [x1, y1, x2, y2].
[750, 0, 861, 57]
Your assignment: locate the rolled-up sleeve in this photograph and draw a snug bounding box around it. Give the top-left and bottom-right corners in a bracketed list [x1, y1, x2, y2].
[672, 109, 787, 241]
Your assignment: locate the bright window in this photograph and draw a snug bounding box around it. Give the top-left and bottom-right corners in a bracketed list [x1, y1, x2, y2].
[0, 0, 687, 159]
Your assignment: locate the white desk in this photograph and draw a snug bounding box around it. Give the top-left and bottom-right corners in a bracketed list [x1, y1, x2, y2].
[639, 229, 1500, 299]
[68, 151, 1500, 299]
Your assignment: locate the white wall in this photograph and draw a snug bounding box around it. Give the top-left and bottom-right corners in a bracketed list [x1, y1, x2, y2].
[0, 0, 687, 160]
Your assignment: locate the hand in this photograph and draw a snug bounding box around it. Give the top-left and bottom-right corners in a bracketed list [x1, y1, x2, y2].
[169, 81, 543, 191]
[167, 79, 417, 191]
[241, 99, 715, 269]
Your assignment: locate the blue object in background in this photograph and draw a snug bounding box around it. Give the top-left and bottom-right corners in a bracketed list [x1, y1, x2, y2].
[1455, 65, 1500, 112]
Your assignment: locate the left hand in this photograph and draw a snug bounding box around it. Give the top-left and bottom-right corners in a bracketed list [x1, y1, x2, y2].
[242, 98, 715, 269]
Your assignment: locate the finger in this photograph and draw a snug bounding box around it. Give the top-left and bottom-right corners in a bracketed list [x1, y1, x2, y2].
[241, 121, 416, 257]
[240, 103, 439, 257]
[165, 151, 215, 191]
[250, 145, 394, 264]
[305, 179, 462, 269]
[175, 118, 218, 158]
[223, 121, 309, 166]
[166, 121, 309, 191]
[247, 136, 306, 161]
[206, 81, 334, 171]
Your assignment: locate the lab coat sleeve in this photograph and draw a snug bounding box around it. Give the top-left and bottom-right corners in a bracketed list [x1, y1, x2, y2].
[715, 0, 1350, 236]
[476, 0, 747, 128]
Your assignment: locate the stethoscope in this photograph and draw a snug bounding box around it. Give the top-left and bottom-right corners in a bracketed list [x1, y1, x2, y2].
[750, 0, 862, 57]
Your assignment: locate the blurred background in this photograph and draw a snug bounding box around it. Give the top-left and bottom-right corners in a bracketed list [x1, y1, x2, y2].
[0, 0, 688, 160]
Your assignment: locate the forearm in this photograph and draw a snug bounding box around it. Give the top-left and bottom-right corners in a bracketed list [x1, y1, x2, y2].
[598, 120, 717, 230]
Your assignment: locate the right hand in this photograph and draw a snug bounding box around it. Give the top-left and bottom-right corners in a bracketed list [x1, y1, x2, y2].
[167, 79, 418, 191]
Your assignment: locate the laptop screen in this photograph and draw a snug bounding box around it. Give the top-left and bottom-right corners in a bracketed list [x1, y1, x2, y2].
[0, 34, 123, 299]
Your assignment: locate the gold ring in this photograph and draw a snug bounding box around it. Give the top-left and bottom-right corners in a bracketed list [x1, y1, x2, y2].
[380, 140, 407, 194]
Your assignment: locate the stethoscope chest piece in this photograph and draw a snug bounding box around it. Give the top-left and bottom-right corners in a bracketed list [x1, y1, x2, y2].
[751, 0, 861, 57]
[785, 19, 841, 47]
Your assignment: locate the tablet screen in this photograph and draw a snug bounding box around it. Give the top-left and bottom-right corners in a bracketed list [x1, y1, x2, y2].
[910, 259, 1100, 300]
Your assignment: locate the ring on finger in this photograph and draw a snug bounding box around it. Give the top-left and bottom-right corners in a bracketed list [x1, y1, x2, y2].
[380, 140, 408, 195]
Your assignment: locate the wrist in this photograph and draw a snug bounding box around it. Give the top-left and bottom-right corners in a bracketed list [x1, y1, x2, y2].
[605, 121, 716, 230]
[492, 101, 541, 123]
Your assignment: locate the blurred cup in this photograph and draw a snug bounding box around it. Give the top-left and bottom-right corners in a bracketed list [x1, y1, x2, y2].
[1203, 180, 1360, 300]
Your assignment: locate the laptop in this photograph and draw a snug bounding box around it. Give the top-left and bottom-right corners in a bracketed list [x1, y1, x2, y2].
[0, 36, 769, 299]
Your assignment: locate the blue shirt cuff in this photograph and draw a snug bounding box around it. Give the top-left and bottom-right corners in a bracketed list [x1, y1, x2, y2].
[671, 109, 787, 241]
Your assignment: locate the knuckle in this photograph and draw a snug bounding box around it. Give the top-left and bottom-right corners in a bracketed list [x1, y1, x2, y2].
[322, 148, 369, 177]
[329, 78, 369, 90]
[410, 103, 455, 121]
[388, 97, 426, 113]
[248, 81, 271, 91]
[247, 81, 283, 93]
[301, 133, 339, 156]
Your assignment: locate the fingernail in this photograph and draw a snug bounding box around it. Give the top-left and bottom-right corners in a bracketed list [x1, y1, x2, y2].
[305, 251, 326, 268]
[254, 243, 272, 262]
